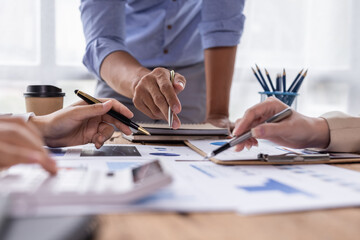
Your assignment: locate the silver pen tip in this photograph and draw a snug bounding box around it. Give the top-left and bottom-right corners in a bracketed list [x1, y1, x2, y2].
[204, 153, 214, 160]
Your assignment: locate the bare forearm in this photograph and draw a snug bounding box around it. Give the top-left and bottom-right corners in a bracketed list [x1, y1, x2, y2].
[204, 46, 237, 119]
[100, 51, 150, 98]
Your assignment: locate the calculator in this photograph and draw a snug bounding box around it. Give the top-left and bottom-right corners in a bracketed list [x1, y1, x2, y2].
[0, 160, 172, 215]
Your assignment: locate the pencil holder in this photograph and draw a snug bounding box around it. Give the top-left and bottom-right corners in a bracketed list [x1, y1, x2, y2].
[259, 91, 299, 110]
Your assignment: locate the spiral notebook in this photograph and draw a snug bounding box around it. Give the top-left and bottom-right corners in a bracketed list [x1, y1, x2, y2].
[123, 123, 230, 142]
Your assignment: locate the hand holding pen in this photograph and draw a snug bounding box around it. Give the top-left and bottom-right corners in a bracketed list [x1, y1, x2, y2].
[232, 97, 330, 151]
[206, 107, 292, 159]
[75, 90, 150, 135]
[132, 67, 185, 129]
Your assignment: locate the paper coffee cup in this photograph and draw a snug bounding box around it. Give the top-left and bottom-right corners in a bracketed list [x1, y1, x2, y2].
[24, 85, 65, 116]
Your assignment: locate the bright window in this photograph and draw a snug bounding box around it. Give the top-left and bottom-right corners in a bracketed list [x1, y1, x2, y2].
[229, 0, 360, 120]
[0, 0, 359, 121]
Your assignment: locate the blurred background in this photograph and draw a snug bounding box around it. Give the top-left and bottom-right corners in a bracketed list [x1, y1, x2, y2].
[0, 0, 359, 121]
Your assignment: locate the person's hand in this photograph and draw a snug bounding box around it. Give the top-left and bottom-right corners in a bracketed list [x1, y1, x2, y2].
[206, 114, 235, 132]
[132, 67, 186, 129]
[232, 97, 330, 151]
[31, 99, 134, 149]
[0, 117, 57, 175]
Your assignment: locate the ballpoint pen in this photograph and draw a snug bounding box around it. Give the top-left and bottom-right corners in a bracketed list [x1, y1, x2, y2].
[205, 107, 293, 159]
[168, 70, 175, 128]
[74, 89, 150, 136]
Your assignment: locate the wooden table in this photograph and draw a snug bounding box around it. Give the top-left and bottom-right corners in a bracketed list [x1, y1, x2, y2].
[94, 134, 360, 240]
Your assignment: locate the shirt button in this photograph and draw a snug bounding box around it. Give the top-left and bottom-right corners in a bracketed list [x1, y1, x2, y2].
[167, 25, 172, 30]
[172, 0, 176, 2]
[163, 49, 168, 54]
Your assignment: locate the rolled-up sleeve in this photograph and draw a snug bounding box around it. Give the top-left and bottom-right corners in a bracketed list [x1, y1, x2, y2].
[1, 113, 35, 122]
[199, 0, 246, 49]
[80, 0, 127, 79]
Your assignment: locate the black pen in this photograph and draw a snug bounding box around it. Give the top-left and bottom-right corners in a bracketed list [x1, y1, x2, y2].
[74, 90, 150, 136]
[205, 108, 293, 159]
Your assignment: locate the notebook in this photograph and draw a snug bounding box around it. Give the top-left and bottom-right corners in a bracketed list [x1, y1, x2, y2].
[123, 123, 230, 142]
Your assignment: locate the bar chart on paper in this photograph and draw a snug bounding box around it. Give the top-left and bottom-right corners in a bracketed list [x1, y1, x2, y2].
[237, 178, 314, 197]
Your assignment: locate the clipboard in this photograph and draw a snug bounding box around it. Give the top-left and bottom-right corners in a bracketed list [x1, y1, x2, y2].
[184, 140, 360, 165]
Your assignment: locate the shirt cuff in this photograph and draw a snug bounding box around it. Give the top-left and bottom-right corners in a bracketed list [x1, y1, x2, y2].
[321, 111, 360, 153]
[11, 112, 35, 122]
[199, 14, 245, 49]
[83, 37, 128, 80]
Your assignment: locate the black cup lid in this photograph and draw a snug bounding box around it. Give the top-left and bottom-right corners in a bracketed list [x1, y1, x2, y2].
[24, 85, 65, 97]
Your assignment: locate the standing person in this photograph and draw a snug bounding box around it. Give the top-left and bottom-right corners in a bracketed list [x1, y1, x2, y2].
[80, 0, 246, 129]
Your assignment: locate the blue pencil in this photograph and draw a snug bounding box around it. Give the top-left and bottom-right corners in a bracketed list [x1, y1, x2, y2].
[265, 68, 276, 92]
[288, 69, 308, 106]
[291, 69, 307, 93]
[282, 69, 286, 92]
[255, 64, 271, 92]
[252, 67, 266, 91]
[287, 69, 303, 92]
[276, 73, 282, 92]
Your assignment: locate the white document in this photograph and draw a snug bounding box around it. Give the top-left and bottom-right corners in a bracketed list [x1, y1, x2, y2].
[40, 159, 360, 216]
[8, 143, 360, 216]
[188, 139, 287, 160]
[179, 162, 360, 215]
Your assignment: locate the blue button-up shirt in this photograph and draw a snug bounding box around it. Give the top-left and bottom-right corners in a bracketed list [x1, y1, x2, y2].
[80, 0, 246, 80]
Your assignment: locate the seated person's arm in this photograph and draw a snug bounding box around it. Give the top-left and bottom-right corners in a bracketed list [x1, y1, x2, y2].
[1, 98, 133, 175]
[232, 97, 330, 151]
[0, 117, 57, 174]
[320, 111, 360, 153]
[29, 98, 133, 149]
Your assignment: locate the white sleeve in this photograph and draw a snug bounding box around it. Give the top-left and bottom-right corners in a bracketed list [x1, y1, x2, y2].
[0, 113, 35, 122]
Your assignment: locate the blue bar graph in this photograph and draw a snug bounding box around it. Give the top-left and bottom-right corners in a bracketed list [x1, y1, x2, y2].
[238, 178, 314, 197]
